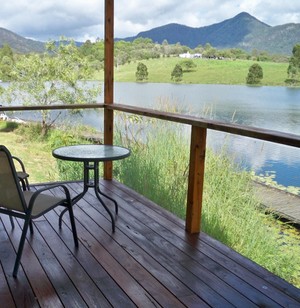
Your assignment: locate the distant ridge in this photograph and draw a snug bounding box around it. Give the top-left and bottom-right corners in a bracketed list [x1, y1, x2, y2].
[118, 12, 300, 55]
[1, 12, 300, 55]
[0, 27, 45, 53]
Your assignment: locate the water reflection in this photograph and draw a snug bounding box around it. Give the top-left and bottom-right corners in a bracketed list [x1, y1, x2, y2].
[112, 83, 300, 188]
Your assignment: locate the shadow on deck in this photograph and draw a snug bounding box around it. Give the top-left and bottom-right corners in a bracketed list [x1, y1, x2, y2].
[0, 180, 299, 307]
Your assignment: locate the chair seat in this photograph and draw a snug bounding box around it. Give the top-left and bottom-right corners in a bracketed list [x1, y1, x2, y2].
[23, 191, 66, 218]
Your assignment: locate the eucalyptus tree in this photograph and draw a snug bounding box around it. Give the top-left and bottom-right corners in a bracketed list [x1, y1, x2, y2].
[2, 38, 101, 135]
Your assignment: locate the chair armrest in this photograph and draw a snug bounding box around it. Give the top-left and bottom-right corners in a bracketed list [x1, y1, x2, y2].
[26, 184, 71, 213]
[12, 156, 27, 173]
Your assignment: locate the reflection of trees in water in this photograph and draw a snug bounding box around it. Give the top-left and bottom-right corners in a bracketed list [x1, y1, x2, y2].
[207, 130, 300, 187]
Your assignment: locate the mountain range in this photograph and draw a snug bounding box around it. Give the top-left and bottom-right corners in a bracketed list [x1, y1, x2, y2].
[1, 12, 300, 55]
[119, 12, 300, 55]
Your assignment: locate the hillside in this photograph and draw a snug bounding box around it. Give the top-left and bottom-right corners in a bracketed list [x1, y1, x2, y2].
[119, 12, 300, 55]
[0, 27, 45, 53]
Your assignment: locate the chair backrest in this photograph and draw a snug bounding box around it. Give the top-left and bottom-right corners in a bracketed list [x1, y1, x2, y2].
[0, 145, 26, 213]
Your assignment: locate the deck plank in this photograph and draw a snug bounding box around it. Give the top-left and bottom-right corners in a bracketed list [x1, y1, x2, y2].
[0, 180, 299, 307]
[101, 180, 292, 307]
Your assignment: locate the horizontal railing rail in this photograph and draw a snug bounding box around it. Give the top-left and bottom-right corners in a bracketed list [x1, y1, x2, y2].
[107, 103, 300, 148]
[0, 103, 105, 112]
[1, 103, 299, 233]
[1, 103, 299, 148]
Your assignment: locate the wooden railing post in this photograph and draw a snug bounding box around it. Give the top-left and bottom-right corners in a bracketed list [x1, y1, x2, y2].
[104, 0, 114, 180]
[186, 126, 207, 234]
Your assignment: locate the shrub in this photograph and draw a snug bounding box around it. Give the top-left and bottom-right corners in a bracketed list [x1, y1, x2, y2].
[246, 63, 263, 84]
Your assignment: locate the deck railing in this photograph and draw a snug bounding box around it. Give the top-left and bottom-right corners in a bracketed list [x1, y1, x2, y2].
[1, 103, 300, 233]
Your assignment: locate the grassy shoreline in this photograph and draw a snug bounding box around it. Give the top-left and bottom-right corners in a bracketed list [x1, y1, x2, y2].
[95, 58, 291, 87]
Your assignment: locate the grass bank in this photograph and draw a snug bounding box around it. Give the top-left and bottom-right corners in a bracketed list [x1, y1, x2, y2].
[95, 58, 289, 86]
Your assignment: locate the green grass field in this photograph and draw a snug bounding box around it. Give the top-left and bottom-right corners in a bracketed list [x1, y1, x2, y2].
[96, 58, 289, 86]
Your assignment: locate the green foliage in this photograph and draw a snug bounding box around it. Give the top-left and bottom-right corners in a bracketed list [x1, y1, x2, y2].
[1, 38, 101, 135]
[179, 59, 197, 72]
[0, 44, 14, 81]
[135, 62, 149, 81]
[246, 63, 263, 84]
[47, 125, 95, 181]
[79, 39, 104, 68]
[287, 44, 300, 82]
[171, 64, 183, 82]
[14, 122, 45, 142]
[0, 121, 19, 132]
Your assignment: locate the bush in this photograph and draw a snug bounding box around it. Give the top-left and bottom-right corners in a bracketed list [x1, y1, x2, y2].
[0, 121, 19, 132]
[47, 126, 94, 181]
[246, 63, 263, 84]
[135, 62, 149, 81]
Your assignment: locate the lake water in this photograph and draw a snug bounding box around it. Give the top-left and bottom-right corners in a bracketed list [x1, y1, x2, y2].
[93, 83, 300, 188]
[5, 82, 300, 188]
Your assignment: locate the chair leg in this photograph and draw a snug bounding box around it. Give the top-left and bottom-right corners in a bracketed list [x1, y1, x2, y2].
[29, 220, 34, 234]
[20, 179, 27, 191]
[13, 218, 30, 277]
[9, 215, 15, 229]
[68, 206, 78, 247]
[25, 178, 30, 191]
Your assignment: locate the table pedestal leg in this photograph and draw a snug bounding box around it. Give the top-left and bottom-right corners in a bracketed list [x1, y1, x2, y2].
[59, 161, 118, 232]
[93, 161, 117, 232]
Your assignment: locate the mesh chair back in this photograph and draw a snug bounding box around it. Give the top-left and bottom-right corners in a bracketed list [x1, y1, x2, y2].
[0, 146, 26, 212]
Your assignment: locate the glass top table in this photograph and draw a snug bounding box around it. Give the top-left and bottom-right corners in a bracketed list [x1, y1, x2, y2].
[52, 144, 130, 162]
[52, 144, 131, 232]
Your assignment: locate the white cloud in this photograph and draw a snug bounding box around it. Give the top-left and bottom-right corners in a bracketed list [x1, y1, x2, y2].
[0, 0, 299, 41]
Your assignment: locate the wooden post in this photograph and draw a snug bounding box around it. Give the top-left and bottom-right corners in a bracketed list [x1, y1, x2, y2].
[104, 0, 114, 180]
[186, 126, 207, 234]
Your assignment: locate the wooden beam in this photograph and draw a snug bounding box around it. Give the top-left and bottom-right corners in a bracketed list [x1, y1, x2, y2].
[186, 126, 207, 234]
[104, 0, 114, 180]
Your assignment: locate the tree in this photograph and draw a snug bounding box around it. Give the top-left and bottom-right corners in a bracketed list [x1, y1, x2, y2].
[246, 63, 263, 84]
[287, 44, 300, 82]
[179, 59, 197, 72]
[171, 64, 183, 82]
[135, 62, 148, 81]
[0, 44, 14, 81]
[1, 38, 101, 135]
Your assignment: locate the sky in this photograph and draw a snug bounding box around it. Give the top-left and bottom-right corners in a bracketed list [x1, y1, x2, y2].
[1, 0, 300, 42]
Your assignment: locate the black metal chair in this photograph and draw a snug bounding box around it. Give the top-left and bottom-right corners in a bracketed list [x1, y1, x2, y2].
[0, 145, 78, 277]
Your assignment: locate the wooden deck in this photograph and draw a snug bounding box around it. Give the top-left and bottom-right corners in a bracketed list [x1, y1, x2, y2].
[0, 180, 299, 307]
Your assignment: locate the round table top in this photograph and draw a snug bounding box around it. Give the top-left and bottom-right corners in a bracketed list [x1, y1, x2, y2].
[52, 144, 130, 162]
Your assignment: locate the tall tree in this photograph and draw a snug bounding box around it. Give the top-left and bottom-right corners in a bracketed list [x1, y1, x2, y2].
[0, 44, 14, 81]
[171, 64, 183, 82]
[287, 44, 300, 81]
[1, 38, 101, 135]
